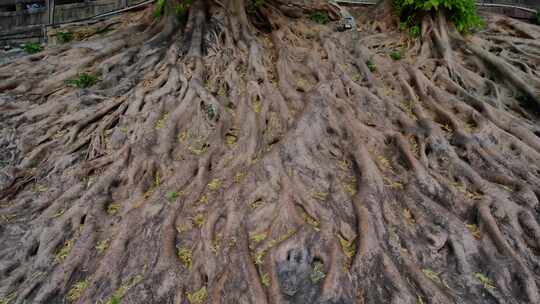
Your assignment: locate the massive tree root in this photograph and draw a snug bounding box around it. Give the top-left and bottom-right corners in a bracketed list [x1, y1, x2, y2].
[1, 1, 540, 303]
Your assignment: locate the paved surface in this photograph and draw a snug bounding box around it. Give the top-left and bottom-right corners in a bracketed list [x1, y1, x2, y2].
[0, 47, 25, 65]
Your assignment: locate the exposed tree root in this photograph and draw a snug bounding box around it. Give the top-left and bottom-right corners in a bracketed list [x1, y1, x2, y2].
[1, 1, 540, 303]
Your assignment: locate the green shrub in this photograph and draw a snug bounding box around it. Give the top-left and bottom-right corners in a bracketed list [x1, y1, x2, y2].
[310, 11, 330, 24]
[536, 9, 540, 25]
[366, 60, 376, 72]
[409, 24, 420, 37]
[55, 31, 73, 44]
[393, 0, 483, 33]
[154, 0, 166, 19]
[23, 42, 42, 54]
[175, 0, 192, 23]
[66, 73, 99, 88]
[390, 50, 402, 61]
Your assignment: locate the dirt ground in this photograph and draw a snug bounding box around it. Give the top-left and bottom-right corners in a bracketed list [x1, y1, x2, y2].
[2, 1, 540, 303]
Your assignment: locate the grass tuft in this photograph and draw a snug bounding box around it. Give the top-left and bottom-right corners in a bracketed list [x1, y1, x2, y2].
[96, 239, 110, 253]
[107, 203, 121, 215]
[55, 31, 73, 44]
[302, 212, 320, 231]
[207, 178, 222, 191]
[310, 261, 326, 283]
[310, 11, 329, 24]
[166, 191, 178, 202]
[338, 234, 355, 258]
[474, 272, 496, 290]
[249, 232, 267, 243]
[390, 50, 403, 61]
[260, 272, 271, 287]
[23, 42, 42, 54]
[0, 292, 17, 304]
[55, 239, 73, 263]
[178, 247, 193, 268]
[154, 0, 166, 19]
[192, 214, 205, 228]
[366, 60, 376, 72]
[67, 279, 88, 302]
[104, 275, 143, 304]
[187, 286, 207, 304]
[66, 73, 99, 89]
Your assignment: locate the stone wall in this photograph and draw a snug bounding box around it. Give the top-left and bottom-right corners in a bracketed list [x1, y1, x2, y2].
[53, 0, 118, 24]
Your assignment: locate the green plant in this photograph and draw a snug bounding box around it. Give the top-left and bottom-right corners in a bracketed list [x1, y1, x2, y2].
[187, 287, 207, 304]
[175, 0, 193, 23]
[310, 11, 330, 24]
[155, 113, 168, 130]
[67, 280, 88, 302]
[253, 249, 266, 264]
[207, 178, 221, 190]
[55, 239, 73, 263]
[390, 50, 403, 61]
[249, 232, 267, 243]
[154, 0, 166, 19]
[536, 9, 540, 25]
[302, 212, 320, 231]
[260, 272, 270, 287]
[310, 261, 326, 283]
[106, 296, 120, 304]
[409, 24, 420, 37]
[392, 0, 483, 33]
[338, 234, 355, 258]
[399, 21, 408, 32]
[23, 42, 42, 54]
[253, 0, 264, 8]
[422, 268, 442, 284]
[0, 292, 17, 304]
[366, 60, 376, 72]
[106, 203, 121, 215]
[192, 214, 205, 228]
[474, 272, 496, 290]
[55, 31, 73, 44]
[178, 247, 193, 268]
[96, 239, 109, 253]
[65, 73, 99, 88]
[104, 275, 143, 304]
[166, 191, 178, 202]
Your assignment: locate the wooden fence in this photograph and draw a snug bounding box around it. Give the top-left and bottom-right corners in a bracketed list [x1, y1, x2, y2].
[0, 0, 151, 44]
[0, 0, 538, 45]
[0, 0, 146, 33]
